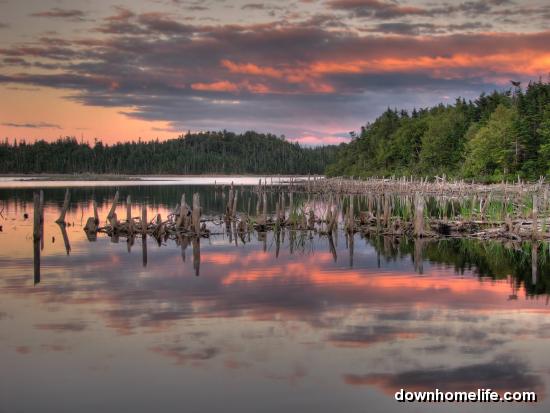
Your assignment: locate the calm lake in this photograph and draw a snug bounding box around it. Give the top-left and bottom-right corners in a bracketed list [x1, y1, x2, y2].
[1, 181, 549, 412]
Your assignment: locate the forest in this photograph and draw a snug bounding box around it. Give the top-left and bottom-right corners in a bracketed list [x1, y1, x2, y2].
[2, 80, 549, 180]
[0, 130, 337, 175]
[326, 80, 550, 182]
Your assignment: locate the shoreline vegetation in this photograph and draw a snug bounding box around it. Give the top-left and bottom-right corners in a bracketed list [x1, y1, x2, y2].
[97, 176, 550, 242]
[32, 175, 550, 244]
[327, 80, 550, 182]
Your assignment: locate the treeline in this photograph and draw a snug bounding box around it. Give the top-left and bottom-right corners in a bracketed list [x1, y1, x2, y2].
[0, 131, 337, 175]
[327, 80, 550, 181]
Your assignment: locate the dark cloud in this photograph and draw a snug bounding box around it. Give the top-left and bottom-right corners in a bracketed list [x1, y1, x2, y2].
[373, 309, 435, 321]
[3, 57, 32, 67]
[2, 122, 61, 129]
[242, 3, 265, 9]
[427, 0, 521, 17]
[366, 21, 492, 35]
[344, 355, 544, 395]
[329, 325, 409, 346]
[415, 343, 449, 353]
[186, 6, 210, 11]
[34, 321, 87, 331]
[328, 0, 521, 20]
[0, 22, 9, 29]
[2, 4, 548, 140]
[30, 8, 86, 21]
[137, 13, 195, 34]
[0, 44, 78, 60]
[150, 344, 220, 364]
[327, 0, 431, 19]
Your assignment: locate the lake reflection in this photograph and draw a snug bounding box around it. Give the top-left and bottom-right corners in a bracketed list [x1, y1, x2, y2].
[1, 185, 549, 413]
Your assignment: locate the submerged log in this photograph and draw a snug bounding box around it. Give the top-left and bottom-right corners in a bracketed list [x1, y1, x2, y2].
[84, 217, 98, 240]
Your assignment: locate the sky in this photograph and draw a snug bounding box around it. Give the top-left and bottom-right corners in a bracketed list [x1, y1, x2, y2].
[0, 0, 549, 146]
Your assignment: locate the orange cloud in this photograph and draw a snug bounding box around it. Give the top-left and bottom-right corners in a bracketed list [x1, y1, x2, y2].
[191, 81, 239, 92]
[221, 59, 283, 78]
[222, 50, 550, 92]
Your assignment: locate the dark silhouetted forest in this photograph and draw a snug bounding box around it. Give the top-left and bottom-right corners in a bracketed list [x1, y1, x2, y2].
[0, 131, 337, 175]
[327, 80, 550, 182]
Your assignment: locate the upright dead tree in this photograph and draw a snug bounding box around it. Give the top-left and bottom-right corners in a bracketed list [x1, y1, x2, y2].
[232, 189, 238, 219]
[226, 182, 235, 220]
[56, 189, 70, 224]
[192, 193, 201, 234]
[346, 194, 354, 233]
[126, 195, 133, 235]
[107, 190, 119, 229]
[532, 194, 539, 239]
[414, 193, 425, 237]
[176, 193, 189, 229]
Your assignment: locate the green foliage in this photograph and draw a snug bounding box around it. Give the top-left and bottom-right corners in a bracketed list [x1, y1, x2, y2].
[0, 131, 338, 175]
[419, 104, 469, 174]
[463, 104, 517, 178]
[327, 80, 550, 181]
[537, 105, 550, 174]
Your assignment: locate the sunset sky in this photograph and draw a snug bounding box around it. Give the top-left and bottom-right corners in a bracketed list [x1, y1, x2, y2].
[1, 0, 549, 145]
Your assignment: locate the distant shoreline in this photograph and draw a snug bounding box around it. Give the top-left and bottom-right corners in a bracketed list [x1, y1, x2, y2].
[0, 174, 314, 189]
[0, 173, 316, 182]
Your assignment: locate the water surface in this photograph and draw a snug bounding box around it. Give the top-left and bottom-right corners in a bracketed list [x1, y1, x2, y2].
[0, 183, 549, 412]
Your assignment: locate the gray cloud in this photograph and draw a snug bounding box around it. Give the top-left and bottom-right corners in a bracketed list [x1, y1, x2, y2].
[1, 4, 547, 140]
[327, 0, 431, 19]
[30, 8, 86, 21]
[2, 122, 61, 129]
[344, 355, 544, 394]
[328, 0, 521, 20]
[150, 344, 220, 364]
[365, 21, 493, 35]
[34, 321, 88, 332]
[242, 3, 266, 10]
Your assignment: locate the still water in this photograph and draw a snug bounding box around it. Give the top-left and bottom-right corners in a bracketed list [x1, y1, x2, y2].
[0, 183, 549, 412]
